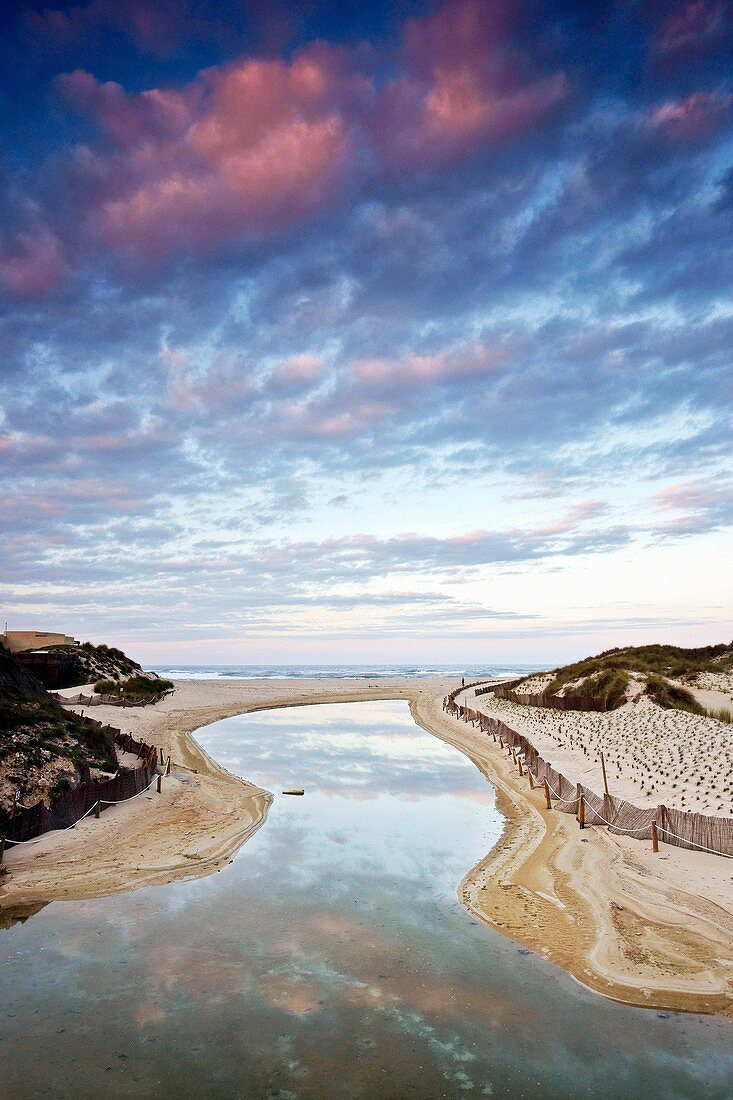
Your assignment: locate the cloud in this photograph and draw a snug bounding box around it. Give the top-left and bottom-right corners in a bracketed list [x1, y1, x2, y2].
[25, 0, 215, 57]
[650, 91, 733, 143]
[651, 479, 733, 535]
[0, 225, 68, 300]
[40, 0, 570, 266]
[376, 0, 566, 170]
[0, 0, 732, 656]
[651, 1, 730, 60]
[56, 47, 369, 258]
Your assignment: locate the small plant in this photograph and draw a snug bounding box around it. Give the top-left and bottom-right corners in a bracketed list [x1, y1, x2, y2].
[707, 707, 733, 724]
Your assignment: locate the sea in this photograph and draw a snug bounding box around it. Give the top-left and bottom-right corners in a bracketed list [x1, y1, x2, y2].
[151, 662, 544, 681]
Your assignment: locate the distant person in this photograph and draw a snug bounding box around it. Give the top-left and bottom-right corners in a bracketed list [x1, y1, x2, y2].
[461, 677, 465, 688]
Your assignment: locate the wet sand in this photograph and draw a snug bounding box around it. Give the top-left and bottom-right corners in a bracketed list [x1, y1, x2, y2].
[1, 677, 731, 1015]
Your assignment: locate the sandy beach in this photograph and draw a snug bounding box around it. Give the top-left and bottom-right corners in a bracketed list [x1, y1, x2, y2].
[2, 677, 731, 1016]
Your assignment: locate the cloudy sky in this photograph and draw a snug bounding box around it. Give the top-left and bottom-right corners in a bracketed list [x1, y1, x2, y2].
[1, 0, 731, 665]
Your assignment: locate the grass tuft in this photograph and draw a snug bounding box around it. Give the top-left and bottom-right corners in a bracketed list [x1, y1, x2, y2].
[94, 675, 173, 700]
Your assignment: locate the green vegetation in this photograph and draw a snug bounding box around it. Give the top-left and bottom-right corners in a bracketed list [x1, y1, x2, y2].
[0, 695, 117, 771]
[562, 668, 630, 711]
[527, 640, 733, 714]
[545, 641, 733, 693]
[644, 675, 705, 715]
[0, 647, 118, 817]
[94, 675, 173, 700]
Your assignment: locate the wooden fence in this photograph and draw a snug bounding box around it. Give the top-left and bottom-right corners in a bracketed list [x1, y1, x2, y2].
[1, 719, 161, 848]
[444, 687, 732, 858]
[476, 682, 603, 712]
[49, 691, 167, 708]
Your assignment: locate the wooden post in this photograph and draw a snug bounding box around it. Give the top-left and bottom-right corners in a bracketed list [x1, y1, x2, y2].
[517, 756, 523, 777]
[165, 755, 171, 776]
[600, 752, 609, 798]
[156, 774, 162, 794]
[652, 821, 659, 853]
[160, 746, 164, 764]
[0, 837, 5, 865]
[94, 799, 100, 819]
[544, 779, 551, 810]
[578, 795, 585, 829]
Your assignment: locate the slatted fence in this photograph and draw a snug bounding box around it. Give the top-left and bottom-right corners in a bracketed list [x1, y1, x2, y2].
[1, 719, 161, 849]
[443, 687, 732, 857]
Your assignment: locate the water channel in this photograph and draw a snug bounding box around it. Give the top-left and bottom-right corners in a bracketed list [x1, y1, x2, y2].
[1, 701, 731, 1098]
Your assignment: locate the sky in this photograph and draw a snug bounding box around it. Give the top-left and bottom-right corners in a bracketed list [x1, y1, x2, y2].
[0, 0, 732, 666]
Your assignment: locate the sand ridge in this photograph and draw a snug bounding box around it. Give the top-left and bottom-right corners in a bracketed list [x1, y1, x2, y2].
[422, 690, 732, 1015]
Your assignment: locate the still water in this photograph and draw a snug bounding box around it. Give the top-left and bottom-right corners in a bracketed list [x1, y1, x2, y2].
[1, 701, 731, 1099]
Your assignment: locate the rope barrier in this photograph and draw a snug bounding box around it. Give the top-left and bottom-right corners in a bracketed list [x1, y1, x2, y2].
[4, 798, 108, 847]
[99, 769, 160, 805]
[579, 802, 653, 837]
[656, 825, 730, 858]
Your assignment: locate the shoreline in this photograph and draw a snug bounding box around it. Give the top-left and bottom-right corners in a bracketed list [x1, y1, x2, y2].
[2, 677, 732, 1016]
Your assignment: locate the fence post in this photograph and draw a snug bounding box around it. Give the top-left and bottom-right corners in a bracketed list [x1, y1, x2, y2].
[578, 794, 585, 829]
[600, 752, 610, 798]
[0, 836, 5, 865]
[165, 756, 171, 776]
[517, 756, 523, 777]
[544, 779, 551, 810]
[651, 821, 659, 853]
[94, 799, 100, 819]
[157, 774, 162, 794]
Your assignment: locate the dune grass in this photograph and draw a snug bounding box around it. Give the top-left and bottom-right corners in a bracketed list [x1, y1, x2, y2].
[644, 675, 706, 715]
[94, 675, 173, 700]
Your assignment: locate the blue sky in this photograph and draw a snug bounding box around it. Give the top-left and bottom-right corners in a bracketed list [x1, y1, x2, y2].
[1, 0, 731, 664]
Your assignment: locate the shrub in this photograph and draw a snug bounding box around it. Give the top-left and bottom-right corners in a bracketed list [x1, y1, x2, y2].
[645, 675, 705, 714]
[563, 669, 630, 711]
[94, 675, 173, 700]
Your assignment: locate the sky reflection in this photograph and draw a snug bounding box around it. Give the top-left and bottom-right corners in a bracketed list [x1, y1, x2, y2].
[1, 701, 732, 1099]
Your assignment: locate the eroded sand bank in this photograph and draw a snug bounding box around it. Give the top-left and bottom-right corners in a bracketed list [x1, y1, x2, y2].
[1, 678, 731, 1015]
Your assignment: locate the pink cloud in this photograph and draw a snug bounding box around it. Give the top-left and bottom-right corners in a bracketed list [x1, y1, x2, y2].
[0, 227, 68, 300]
[351, 341, 508, 388]
[650, 90, 732, 141]
[161, 348, 258, 411]
[277, 398, 393, 439]
[59, 46, 370, 258]
[652, 480, 731, 512]
[536, 500, 608, 537]
[376, 0, 566, 170]
[51, 1, 566, 262]
[652, 1, 729, 60]
[651, 479, 732, 534]
[270, 354, 324, 390]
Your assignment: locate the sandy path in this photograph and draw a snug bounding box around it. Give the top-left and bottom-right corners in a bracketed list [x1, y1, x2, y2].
[2, 677, 731, 1016]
